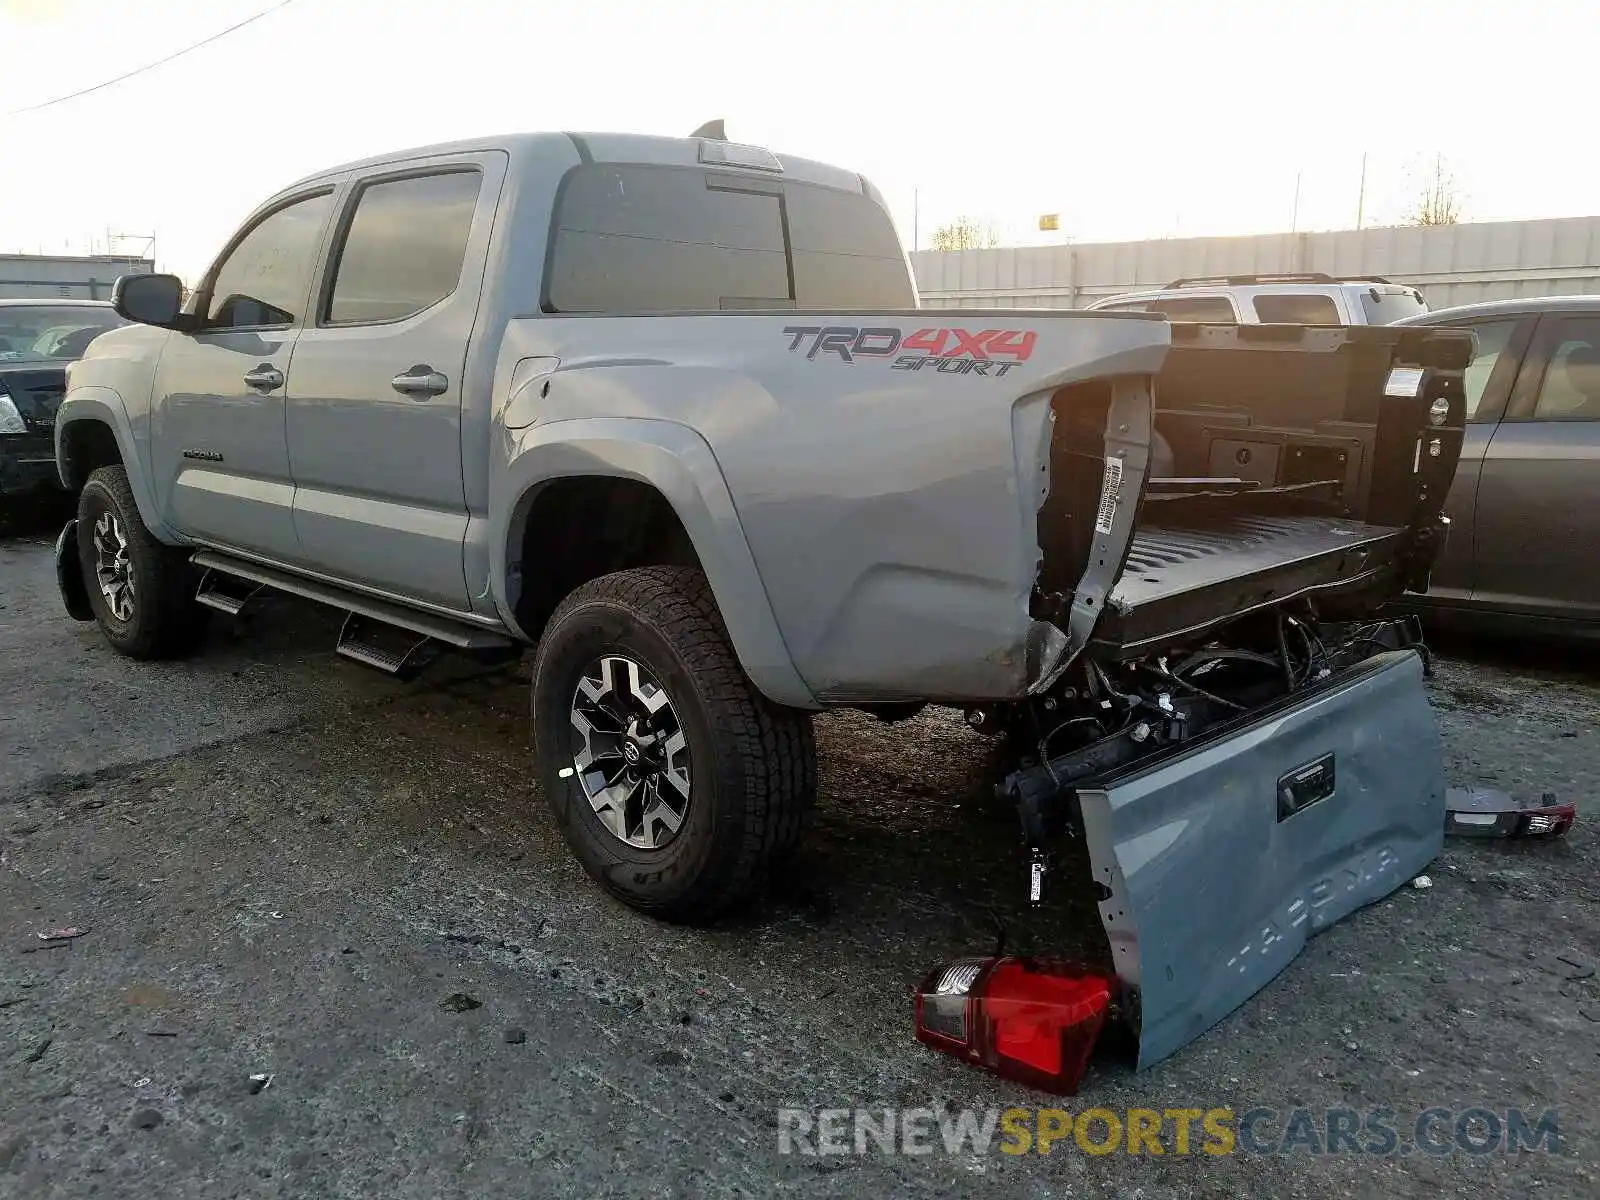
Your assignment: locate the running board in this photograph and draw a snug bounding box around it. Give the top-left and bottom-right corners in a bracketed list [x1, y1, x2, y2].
[187, 550, 516, 652]
[336, 612, 437, 679]
[195, 567, 267, 616]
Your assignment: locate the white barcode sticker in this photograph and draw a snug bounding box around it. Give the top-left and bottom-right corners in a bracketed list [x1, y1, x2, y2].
[1094, 456, 1124, 535]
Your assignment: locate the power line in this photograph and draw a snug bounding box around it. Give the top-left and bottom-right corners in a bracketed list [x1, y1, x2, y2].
[6, 1, 296, 117]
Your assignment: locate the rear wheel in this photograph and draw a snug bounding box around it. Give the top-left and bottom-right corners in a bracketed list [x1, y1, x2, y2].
[76, 466, 208, 659]
[531, 566, 816, 922]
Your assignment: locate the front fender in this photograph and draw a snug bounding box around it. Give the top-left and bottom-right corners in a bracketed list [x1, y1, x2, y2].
[492, 417, 818, 710]
[53, 385, 180, 542]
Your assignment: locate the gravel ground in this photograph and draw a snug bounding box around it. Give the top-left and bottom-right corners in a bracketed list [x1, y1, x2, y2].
[2, 495, 1597, 1198]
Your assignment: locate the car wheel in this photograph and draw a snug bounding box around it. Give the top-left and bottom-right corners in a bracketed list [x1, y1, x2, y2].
[76, 465, 208, 659]
[531, 566, 816, 922]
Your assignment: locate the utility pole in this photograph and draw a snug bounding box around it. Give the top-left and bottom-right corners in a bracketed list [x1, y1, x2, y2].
[1291, 169, 1303, 233]
[912, 189, 919, 252]
[1356, 153, 1368, 229]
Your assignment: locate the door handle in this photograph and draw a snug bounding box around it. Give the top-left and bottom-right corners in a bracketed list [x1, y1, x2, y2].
[391, 365, 449, 398]
[243, 364, 283, 391]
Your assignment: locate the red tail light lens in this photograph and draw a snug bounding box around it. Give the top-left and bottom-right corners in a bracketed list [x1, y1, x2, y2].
[1519, 803, 1576, 837]
[1446, 789, 1576, 839]
[914, 957, 1114, 1094]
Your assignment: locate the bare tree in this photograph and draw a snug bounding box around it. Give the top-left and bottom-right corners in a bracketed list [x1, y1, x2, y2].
[929, 216, 1002, 251]
[1406, 154, 1464, 227]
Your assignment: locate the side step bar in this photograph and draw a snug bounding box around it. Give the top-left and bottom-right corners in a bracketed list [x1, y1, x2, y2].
[195, 567, 267, 616]
[189, 550, 517, 663]
[336, 612, 439, 680]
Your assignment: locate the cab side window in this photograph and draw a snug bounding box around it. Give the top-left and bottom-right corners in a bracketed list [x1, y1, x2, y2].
[1455, 319, 1520, 422]
[1531, 317, 1600, 421]
[324, 171, 482, 325]
[1151, 296, 1237, 322]
[203, 192, 333, 330]
[1252, 294, 1341, 324]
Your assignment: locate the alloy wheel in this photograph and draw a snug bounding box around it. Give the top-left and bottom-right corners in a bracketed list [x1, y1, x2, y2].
[92, 510, 136, 622]
[569, 654, 692, 849]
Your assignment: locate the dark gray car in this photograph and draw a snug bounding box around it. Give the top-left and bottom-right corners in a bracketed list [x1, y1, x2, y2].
[1397, 297, 1600, 635]
[0, 299, 126, 498]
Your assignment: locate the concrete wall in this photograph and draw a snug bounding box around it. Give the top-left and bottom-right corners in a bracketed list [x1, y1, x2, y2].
[910, 216, 1600, 312]
[0, 255, 154, 301]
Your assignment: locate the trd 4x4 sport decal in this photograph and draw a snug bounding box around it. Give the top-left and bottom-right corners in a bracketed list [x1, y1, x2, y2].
[782, 325, 1038, 376]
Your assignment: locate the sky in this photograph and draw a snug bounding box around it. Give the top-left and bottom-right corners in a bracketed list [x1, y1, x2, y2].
[1, 0, 1596, 282]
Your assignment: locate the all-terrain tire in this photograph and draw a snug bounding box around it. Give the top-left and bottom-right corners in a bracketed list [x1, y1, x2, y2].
[531, 566, 816, 922]
[76, 465, 208, 659]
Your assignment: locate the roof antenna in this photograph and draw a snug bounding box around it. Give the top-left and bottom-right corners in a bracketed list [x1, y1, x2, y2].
[690, 119, 726, 141]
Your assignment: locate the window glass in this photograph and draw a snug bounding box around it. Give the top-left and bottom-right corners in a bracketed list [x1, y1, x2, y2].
[1455, 319, 1518, 421]
[1359, 289, 1428, 324]
[1533, 317, 1600, 420]
[205, 192, 332, 329]
[785, 184, 914, 308]
[1253, 293, 1342, 324]
[1096, 300, 1150, 312]
[0, 306, 125, 362]
[326, 171, 481, 324]
[547, 165, 788, 312]
[1151, 296, 1237, 322]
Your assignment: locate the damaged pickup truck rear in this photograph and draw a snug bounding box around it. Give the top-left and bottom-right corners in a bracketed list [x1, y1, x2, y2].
[52, 129, 1471, 1082]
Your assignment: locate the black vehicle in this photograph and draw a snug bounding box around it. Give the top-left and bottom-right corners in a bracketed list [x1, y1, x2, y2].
[1396, 298, 1600, 636]
[0, 299, 127, 500]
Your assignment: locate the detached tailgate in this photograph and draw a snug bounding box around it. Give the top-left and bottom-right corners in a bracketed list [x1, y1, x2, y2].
[1078, 648, 1442, 1068]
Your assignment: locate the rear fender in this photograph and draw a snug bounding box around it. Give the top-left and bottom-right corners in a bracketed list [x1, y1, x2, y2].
[491, 417, 817, 709]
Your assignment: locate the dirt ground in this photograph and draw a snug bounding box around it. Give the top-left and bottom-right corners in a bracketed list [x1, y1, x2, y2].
[2, 494, 1597, 1198]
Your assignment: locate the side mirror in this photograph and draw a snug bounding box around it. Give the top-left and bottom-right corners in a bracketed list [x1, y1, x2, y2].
[113, 273, 186, 329]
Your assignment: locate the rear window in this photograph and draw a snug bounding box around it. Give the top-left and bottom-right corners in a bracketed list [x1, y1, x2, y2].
[544, 163, 912, 312]
[1358, 288, 1429, 325]
[1253, 293, 1342, 324]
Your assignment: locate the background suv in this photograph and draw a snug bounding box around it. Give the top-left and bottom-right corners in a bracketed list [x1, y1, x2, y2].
[1087, 272, 1429, 325]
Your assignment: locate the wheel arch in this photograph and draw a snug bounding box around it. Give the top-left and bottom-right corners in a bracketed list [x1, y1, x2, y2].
[55, 387, 175, 539]
[493, 419, 817, 709]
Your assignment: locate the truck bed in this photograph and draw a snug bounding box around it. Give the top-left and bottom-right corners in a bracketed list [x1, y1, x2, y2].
[1037, 321, 1472, 662]
[1096, 514, 1405, 655]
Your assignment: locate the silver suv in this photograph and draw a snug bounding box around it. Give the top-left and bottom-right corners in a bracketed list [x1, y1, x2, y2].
[1087, 272, 1428, 325]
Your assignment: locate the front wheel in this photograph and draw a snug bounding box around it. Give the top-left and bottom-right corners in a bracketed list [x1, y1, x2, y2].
[531, 566, 816, 922]
[76, 466, 207, 659]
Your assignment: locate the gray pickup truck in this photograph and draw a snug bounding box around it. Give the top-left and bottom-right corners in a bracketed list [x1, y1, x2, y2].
[52, 128, 1472, 1071]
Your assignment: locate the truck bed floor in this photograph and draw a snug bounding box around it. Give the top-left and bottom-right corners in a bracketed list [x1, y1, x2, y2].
[1096, 514, 1405, 654]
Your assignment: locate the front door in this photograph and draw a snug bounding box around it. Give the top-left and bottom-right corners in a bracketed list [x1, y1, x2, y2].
[284, 158, 501, 611]
[1474, 312, 1600, 620]
[149, 188, 337, 563]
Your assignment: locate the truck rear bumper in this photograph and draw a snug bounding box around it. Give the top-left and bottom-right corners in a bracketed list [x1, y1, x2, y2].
[1076, 648, 1442, 1069]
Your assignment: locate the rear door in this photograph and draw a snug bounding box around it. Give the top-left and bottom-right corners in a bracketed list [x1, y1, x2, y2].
[1418, 315, 1534, 603]
[1473, 312, 1600, 619]
[284, 154, 504, 611]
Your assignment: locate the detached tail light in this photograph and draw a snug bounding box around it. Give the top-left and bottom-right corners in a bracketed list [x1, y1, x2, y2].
[913, 957, 1114, 1094]
[1445, 788, 1576, 839]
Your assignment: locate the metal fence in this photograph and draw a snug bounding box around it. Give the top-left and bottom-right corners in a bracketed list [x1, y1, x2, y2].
[910, 216, 1600, 312]
[0, 255, 154, 301]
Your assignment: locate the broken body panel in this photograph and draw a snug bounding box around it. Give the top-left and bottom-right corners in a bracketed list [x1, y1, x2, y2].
[1080, 648, 1443, 1069]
